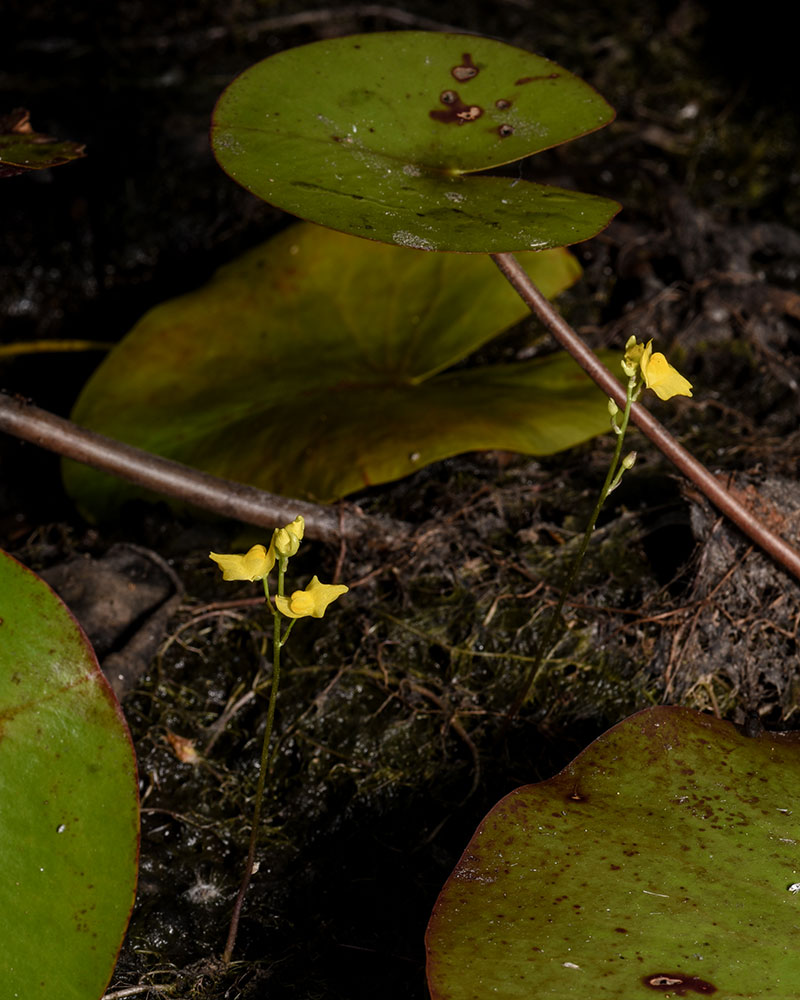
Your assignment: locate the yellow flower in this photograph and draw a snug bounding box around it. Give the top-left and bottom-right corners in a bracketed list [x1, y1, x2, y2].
[275, 575, 349, 619]
[640, 340, 693, 401]
[273, 515, 304, 560]
[209, 517, 306, 582]
[209, 543, 275, 581]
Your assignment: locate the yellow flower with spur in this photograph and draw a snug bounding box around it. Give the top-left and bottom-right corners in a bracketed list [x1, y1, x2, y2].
[209, 544, 274, 581]
[275, 576, 349, 619]
[209, 515, 306, 580]
[622, 337, 693, 401]
[210, 516, 347, 617]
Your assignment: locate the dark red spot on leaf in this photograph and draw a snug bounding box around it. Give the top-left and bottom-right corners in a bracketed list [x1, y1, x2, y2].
[451, 53, 478, 82]
[430, 90, 483, 125]
[643, 973, 716, 995]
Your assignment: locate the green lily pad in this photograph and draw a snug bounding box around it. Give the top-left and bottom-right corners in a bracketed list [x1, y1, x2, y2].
[0, 108, 85, 176]
[211, 32, 619, 252]
[427, 706, 800, 998]
[64, 222, 614, 515]
[0, 549, 139, 998]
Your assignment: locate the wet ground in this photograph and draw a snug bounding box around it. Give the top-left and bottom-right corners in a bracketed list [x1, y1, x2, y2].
[3, 1, 800, 997]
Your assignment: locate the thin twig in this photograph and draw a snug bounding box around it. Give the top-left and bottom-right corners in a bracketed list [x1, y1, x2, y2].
[101, 986, 171, 999]
[405, 679, 481, 800]
[0, 392, 405, 547]
[491, 252, 800, 582]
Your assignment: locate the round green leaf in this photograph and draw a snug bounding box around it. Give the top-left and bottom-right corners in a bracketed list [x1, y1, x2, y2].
[211, 32, 619, 252]
[427, 706, 800, 998]
[0, 549, 139, 998]
[64, 222, 612, 515]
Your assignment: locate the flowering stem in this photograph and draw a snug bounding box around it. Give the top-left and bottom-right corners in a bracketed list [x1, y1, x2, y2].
[490, 252, 800, 582]
[222, 564, 286, 964]
[505, 381, 636, 719]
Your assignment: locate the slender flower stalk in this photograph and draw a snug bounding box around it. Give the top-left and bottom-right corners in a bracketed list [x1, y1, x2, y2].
[506, 337, 691, 718]
[222, 567, 284, 964]
[488, 255, 800, 582]
[211, 517, 347, 963]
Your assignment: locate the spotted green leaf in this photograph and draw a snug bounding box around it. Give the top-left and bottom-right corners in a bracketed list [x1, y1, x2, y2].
[212, 32, 618, 252]
[427, 706, 800, 998]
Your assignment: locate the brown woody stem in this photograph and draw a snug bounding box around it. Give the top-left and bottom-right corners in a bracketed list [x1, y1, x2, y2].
[0, 391, 404, 546]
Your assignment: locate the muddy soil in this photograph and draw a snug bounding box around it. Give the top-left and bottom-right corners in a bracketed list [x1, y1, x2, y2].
[3, 1, 800, 997]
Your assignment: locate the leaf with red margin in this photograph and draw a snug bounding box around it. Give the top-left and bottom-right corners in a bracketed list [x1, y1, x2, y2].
[0, 548, 139, 999]
[427, 706, 800, 998]
[0, 108, 85, 177]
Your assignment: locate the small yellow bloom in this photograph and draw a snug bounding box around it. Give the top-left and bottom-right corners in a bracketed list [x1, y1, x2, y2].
[273, 515, 305, 560]
[640, 340, 693, 401]
[275, 575, 349, 619]
[209, 543, 275, 581]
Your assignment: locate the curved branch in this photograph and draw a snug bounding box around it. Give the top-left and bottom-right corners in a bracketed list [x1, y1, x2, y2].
[492, 251, 800, 582]
[0, 392, 406, 547]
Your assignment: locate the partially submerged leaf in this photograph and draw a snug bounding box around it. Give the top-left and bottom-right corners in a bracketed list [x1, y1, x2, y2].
[0, 108, 85, 176]
[0, 549, 139, 998]
[427, 706, 800, 998]
[64, 222, 613, 515]
[212, 32, 619, 252]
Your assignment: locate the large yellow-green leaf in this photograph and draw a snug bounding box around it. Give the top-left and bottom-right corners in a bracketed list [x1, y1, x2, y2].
[64, 222, 612, 515]
[427, 706, 800, 999]
[0, 549, 139, 998]
[211, 32, 619, 252]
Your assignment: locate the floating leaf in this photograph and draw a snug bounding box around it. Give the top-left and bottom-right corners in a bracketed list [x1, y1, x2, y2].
[0, 108, 85, 177]
[427, 706, 800, 999]
[0, 549, 139, 998]
[64, 222, 613, 516]
[212, 32, 619, 252]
